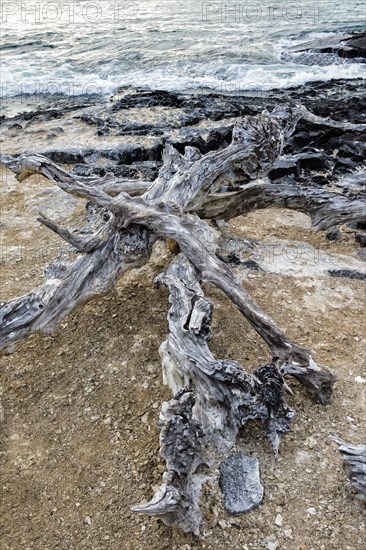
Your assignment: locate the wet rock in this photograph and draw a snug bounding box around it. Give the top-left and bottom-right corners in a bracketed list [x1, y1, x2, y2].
[342, 33, 366, 58]
[111, 90, 183, 110]
[290, 32, 366, 60]
[311, 175, 329, 186]
[328, 269, 366, 281]
[268, 158, 300, 180]
[117, 122, 164, 136]
[292, 131, 310, 147]
[219, 453, 264, 515]
[44, 148, 87, 164]
[76, 114, 104, 126]
[326, 229, 342, 241]
[242, 260, 263, 271]
[355, 232, 366, 247]
[338, 142, 365, 162]
[338, 143, 358, 158]
[206, 126, 233, 150]
[169, 135, 206, 155]
[216, 251, 242, 265]
[295, 152, 330, 172]
[96, 128, 109, 136]
[334, 157, 355, 173]
[351, 221, 366, 231]
[8, 123, 22, 131]
[100, 143, 164, 163]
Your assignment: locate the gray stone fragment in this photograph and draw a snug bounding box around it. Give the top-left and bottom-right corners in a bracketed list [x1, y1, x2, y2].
[219, 453, 264, 514]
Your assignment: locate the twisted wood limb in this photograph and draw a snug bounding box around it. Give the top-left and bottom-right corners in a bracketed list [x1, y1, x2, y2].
[198, 179, 366, 230]
[330, 435, 366, 501]
[105, 193, 336, 404]
[3, 103, 362, 534]
[132, 256, 294, 534]
[0, 153, 113, 207]
[0, 225, 155, 351]
[1, 154, 337, 400]
[36, 214, 113, 253]
[2, 152, 364, 232]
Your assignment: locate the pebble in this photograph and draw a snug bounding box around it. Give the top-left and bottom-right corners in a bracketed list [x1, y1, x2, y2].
[275, 513, 283, 527]
[263, 536, 279, 550]
[218, 519, 231, 529]
[284, 528, 293, 539]
[305, 436, 317, 449]
[219, 454, 264, 514]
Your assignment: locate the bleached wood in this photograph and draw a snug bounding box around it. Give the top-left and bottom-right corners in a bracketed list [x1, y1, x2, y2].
[1, 103, 363, 534]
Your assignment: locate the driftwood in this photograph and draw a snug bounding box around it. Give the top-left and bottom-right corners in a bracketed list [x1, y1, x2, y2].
[1, 104, 365, 533]
[330, 435, 366, 501]
[132, 255, 294, 534]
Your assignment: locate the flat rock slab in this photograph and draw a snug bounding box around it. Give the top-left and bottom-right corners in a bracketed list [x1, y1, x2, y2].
[219, 453, 264, 514]
[291, 32, 366, 60]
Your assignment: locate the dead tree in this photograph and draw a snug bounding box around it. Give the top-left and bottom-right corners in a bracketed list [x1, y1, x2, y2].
[1, 104, 365, 534]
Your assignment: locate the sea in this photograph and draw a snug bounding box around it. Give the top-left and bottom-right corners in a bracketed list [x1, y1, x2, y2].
[1, 0, 365, 104]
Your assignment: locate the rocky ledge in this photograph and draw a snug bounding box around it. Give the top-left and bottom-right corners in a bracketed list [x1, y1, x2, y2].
[291, 31, 366, 60]
[1, 79, 365, 256]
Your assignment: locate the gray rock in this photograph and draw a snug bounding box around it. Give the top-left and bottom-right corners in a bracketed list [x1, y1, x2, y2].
[290, 32, 366, 60]
[219, 453, 264, 514]
[355, 232, 366, 247]
[328, 269, 366, 281]
[326, 228, 342, 241]
[268, 158, 300, 180]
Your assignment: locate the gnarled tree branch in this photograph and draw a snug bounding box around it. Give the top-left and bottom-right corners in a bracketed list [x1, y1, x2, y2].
[2, 103, 362, 534]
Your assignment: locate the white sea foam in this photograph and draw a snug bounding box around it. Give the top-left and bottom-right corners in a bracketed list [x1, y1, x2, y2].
[1, 58, 365, 100]
[1, 0, 365, 99]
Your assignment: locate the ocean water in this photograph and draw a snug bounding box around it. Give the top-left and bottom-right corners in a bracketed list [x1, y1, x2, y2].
[1, 0, 365, 100]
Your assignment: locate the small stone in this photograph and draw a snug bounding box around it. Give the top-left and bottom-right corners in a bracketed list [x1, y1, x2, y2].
[218, 519, 230, 529]
[275, 513, 283, 526]
[306, 507, 316, 515]
[141, 412, 149, 423]
[305, 436, 317, 449]
[219, 453, 264, 515]
[263, 536, 279, 550]
[84, 516, 92, 526]
[326, 228, 341, 241]
[284, 528, 293, 539]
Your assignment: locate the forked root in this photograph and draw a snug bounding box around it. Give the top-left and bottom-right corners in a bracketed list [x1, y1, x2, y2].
[1, 103, 362, 534]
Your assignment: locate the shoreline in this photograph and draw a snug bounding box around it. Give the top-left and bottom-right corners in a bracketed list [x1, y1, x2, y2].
[1, 76, 366, 120]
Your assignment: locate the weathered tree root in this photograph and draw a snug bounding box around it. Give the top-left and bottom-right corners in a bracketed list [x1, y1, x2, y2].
[132, 256, 294, 534]
[1, 104, 364, 533]
[0, 226, 155, 351]
[329, 435, 366, 502]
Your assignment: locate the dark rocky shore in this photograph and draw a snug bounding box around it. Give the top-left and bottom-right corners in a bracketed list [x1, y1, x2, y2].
[2, 79, 366, 178]
[2, 78, 365, 256]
